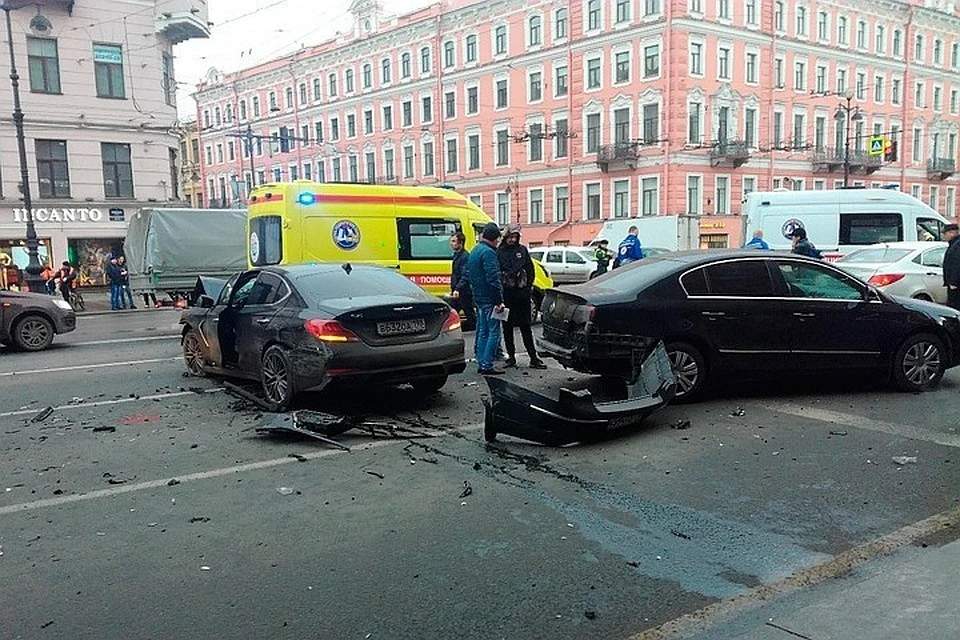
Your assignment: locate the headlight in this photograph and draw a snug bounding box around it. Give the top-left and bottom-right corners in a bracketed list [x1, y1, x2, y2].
[53, 299, 73, 311]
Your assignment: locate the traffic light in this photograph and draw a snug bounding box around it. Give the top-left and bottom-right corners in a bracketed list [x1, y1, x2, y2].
[884, 139, 898, 162]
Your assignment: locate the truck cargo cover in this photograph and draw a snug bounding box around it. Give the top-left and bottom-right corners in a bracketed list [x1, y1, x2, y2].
[125, 208, 248, 275]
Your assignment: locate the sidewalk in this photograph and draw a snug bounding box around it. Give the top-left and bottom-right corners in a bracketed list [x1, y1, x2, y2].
[77, 289, 178, 316]
[691, 537, 960, 640]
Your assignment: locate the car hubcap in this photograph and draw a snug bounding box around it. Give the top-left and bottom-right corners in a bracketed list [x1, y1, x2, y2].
[262, 352, 289, 404]
[183, 335, 204, 374]
[903, 341, 941, 386]
[669, 350, 699, 397]
[20, 320, 49, 348]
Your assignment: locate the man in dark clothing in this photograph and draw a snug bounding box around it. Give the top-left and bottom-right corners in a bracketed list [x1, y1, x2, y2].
[467, 222, 506, 375]
[593, 240, 612, 277]
[54, 261, 76, 304]
[497, 225, 547, 370]
[943, 223, 960, 310]
[105, 256, 124, 310]
[790, 227, 822, 259]
[117, 256, 137, 309]
[449, 231, 475, 331]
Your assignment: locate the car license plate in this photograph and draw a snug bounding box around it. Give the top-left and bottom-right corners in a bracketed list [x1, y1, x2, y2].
[376, 318, 426, 336]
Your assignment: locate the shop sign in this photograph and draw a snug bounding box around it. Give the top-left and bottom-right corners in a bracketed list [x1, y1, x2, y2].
[699, 220, 727, 230]
[12, 208, 109, 223]
[109, 208, 125, 222]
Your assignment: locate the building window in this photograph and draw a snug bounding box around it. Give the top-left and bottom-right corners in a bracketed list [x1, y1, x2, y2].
[615, 51, 630, 83]
[401, 53, 411, 78]
[362, 64, 372, 89]
[615, 0, 631, 24]
[384, 149, 395, 181]
[403, 146, 415, 179]
[494, 25, 507, 55]
[876, 25, 886, 54]
[856, 20, 866, 49]
[381, 58, 392, 84]
[252, 96, 261, 117]
[315, 121, 324, 143]
[643, 103, 659, 143]
[795, 5, 808, 37]
[715, 176, 729, 214]
[529, 71, 543, 101]
[587, 57, 601, 89]
[496, 79, 508, 108]
[554, 8, 567, 39]
[792, 113, 805, 149]
[838, 16, 848, 45]
[363, 109, 373, 135]
[874, 75, 885, 102]
[817, 11, 828, 41]
[688, 102, 702, 143]
[745, 107, 757, 147]
[496, 129, 510, 166]
[644, 44, 660, 78]
[101, 143, 133, 198]
[718, 0, 731, 20]
[745, 0, 757, 25]
[444, 40, 455, 68]
[298, 83, 307, 105]
[466, 35, 477, 62]
[347, 114, 356, 138]
[555, 118, 568, 157]
[445, 90, 456, 119]
[641, 177, 658, 215]
[795, 61, 807, 91]
[815, 64, 827, 93]
[934, 86, 943, 111]
[587, 0, 601, 31]
[94, 44, 125, 98]
[613, 179, 629, 217]
[467, 86, 479, 114]
[423, 141, 435, 176]
[774, 0, 784, 31]
[586, 113, 601, 153]
[743, 176, 757, 196]
[422, 95, 433, 122]
[614, 108, 630, 144]
[35, 139, 70, 198]
[468, 134, 480, 170]
[330, 117, 340, 141]
[345, 69, 355, 93]
[529, 188, 544, 223]
[445, 138, 458, 173]
[328, 73, 337, 96]
[687, 175, 702, 214]
[528, 15, 542, 46]
[402, 100, 413, 126]
[348, 155, 358, 182]
[162, 53, 175, 105]
[718, 47, 731, 80]
[690, 41, 703, 75]
[383, 105, 393, 131]
[775, 57, 785, 88]
[420, 46, 431, 74]
[554, 186, 568, 222]
[585, 182, 601, 220]
[496, 192, 511, 226]
[27, 37, 61, 94]
[746, 52, 758, 84]
[934, 39, 943, 65]
[555, 65, 568, 96]
[915, 34, 924, 62]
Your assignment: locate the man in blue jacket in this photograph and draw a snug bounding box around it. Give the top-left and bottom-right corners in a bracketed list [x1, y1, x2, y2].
[616, 225, 643, 267]
[468, 222, 506, 375]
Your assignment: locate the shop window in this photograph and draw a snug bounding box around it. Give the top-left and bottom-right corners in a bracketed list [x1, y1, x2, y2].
[67, 238, 124, 286]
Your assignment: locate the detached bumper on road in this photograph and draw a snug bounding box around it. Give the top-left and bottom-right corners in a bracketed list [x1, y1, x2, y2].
[484, 341, 676, 446]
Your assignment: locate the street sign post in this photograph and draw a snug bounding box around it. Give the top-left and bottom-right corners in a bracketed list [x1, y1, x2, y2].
[868, 136, 886, 156]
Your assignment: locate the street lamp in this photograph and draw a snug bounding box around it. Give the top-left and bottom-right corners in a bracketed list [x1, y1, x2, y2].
[834, 88, 863, 188]
[2, 1, 45, 293]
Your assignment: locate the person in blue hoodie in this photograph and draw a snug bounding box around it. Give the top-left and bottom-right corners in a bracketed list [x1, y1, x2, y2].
[744, 230, 770, 250]
[616, 226, 643, 267]
[467, 222, 506, 375]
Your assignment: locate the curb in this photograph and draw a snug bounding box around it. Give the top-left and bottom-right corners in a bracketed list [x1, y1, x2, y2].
[78, 307, 181, 318]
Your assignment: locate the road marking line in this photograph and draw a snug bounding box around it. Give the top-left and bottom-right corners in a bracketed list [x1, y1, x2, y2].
[628, 502, 960, 640]
[67, 335, 181, 347]
[765, 403, 960, 448]
[0, 357, 180, 378]
[0, 388, 223, 418]
[0, 423, 483, 517]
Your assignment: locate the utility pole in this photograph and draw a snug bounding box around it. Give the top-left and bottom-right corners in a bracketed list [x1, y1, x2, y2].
[834, 90, 862, 188]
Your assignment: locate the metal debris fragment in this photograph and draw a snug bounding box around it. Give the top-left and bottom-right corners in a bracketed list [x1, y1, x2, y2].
[365, 470, 385, 480]
[277, 487, 294, 496]
[31, 406, 54, 423]
[459, 481, 473, 498]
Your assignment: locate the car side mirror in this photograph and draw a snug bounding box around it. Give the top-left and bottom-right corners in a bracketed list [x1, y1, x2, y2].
[199, 295, 215, 309]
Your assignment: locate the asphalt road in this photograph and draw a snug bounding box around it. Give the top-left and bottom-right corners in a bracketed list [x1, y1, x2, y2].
[1, 310, 959, 640]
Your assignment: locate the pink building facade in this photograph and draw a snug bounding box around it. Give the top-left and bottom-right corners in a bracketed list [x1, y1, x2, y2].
[194, 0, 960, 248]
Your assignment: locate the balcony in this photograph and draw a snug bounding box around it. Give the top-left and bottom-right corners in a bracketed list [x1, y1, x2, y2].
[812, 147, 881, 174]
[156, 0, 210, 44]
[709, 140, 750, 168]
[596, 142, 640, 171]
[927, 158, 956, 181]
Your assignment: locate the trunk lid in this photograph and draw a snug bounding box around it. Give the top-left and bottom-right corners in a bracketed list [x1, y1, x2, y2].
[334, 299, 449, 346]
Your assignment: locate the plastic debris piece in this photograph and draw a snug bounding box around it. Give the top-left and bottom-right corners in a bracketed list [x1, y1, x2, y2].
[730, 407, 746, 417]
[365, 470, 385, 480]
[829, 430, 848, 436]
[584, 610, 597, 620]
[199, 566, 211, 571]
[277, 487, 294, 496]
[459, 481, 473, 498]
[31, 406, 54, 423]
[167, 479, 181, 486]
[892, 456, 918, 465]
[289, 453, 308, 462]
[672, 419, 692, 430]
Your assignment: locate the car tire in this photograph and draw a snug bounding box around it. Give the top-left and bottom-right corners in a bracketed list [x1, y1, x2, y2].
[911, 293, 932, 302]
[182, 329, 206, 376]
[261, 345, 297, 412]
[411, 375, 448, 393]
[892, 333, 946, 392]
[665, 341, 707, 403]
[12, 314, 54, 352]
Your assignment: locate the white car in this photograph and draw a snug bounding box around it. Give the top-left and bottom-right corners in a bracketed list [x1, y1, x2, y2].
[529, 246, 597, 284]
[836, 241, 948, 304]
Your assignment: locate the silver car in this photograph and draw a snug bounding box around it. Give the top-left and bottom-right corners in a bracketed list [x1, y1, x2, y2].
[529, 246, 597, 284]
[836, 241, 948, 304]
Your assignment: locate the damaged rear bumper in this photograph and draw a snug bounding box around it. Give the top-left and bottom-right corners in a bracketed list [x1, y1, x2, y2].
[483, 341, 676, 446]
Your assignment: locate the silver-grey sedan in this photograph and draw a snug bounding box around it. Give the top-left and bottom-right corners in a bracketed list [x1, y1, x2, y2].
[836, 241, 948, 304]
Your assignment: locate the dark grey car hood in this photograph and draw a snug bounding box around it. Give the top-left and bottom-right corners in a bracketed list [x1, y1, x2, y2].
[888, 294, 960, 320]
[0, 290, 55, 305]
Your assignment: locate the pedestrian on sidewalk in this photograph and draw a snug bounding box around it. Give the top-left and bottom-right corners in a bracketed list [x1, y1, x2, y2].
[54, 261, 76, 304]
[943, 223, 960, 310]
[449, 231, 475, 331]
[497, 224, 547, 370]
[105, 255, 124, 310]
[468, 222, 506, 376]
[117, 256, 137, 309]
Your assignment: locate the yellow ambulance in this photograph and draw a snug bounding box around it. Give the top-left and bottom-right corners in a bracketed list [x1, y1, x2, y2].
[246, 180, 553, 313]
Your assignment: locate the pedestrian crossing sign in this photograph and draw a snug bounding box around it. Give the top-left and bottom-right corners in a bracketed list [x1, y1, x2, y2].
[868, 136, 886, 156]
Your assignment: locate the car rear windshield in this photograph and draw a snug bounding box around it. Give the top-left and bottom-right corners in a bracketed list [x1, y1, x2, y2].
[839, 248, 912, 263]
[293, 269, 424, 306]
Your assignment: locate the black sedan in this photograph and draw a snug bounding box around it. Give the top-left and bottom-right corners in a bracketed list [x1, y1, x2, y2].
[539, 250, 960, 401]
[180, 264, 466, 410]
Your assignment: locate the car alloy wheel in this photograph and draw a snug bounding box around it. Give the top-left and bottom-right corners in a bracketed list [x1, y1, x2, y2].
[14, 315, 53, 351]
[898, 334, 944, 390]
[666, 342, 706, 402]
[261, 345, 295, 411]
[182, 330, 206, 376]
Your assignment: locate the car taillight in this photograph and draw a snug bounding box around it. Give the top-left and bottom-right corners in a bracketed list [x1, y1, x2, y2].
[443, 308, 462, 332]
[867, 273, 905, 287]
[304, 319, 359, 342]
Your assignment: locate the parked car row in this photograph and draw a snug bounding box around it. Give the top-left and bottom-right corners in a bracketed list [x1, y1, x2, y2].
[530, 245, 672, 284]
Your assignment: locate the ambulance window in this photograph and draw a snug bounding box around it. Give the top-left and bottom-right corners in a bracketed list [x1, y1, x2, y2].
[917, 218, 944, 241]
[839, 213, 902, 245]
[398, 218, 461, 259]
[250, 216, 283, 266]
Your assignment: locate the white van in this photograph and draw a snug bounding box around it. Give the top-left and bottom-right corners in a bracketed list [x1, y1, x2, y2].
[743, 189, 950, 260]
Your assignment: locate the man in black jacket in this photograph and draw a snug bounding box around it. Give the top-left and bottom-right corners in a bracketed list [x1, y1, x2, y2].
[497, 225, 546, 369]
[943, 223, 960, 310]
[449, 231, 475, 330]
